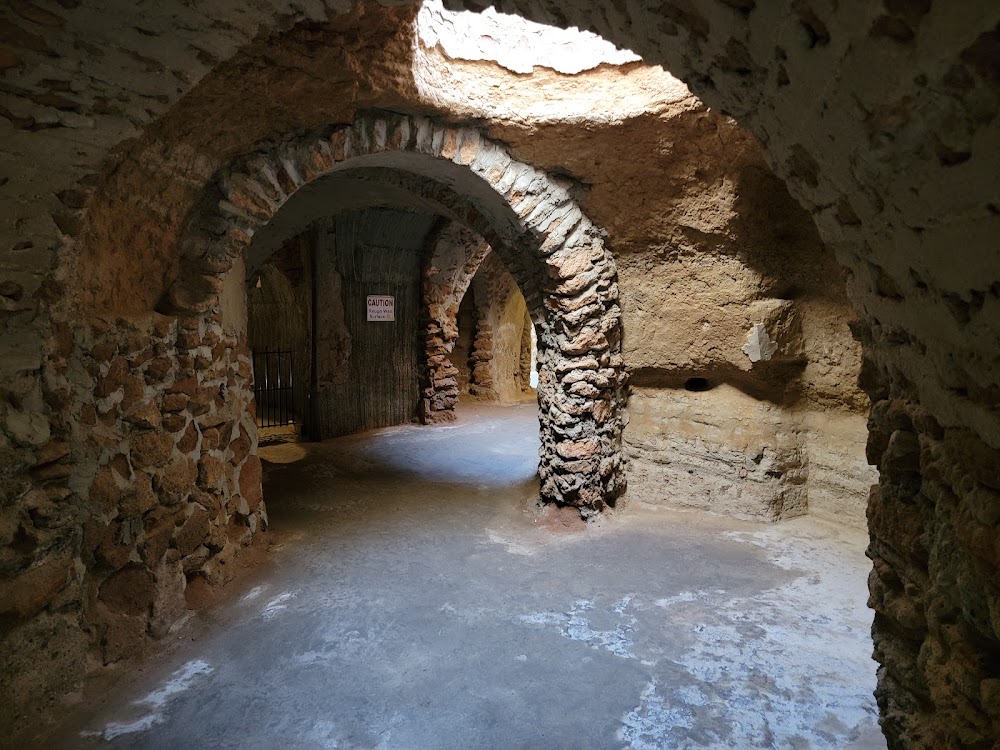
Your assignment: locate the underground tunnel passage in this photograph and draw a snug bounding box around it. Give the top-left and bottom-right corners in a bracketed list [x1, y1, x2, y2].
[1, 1, 999, 748]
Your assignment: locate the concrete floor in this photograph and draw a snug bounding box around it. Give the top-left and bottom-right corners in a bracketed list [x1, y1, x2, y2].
[60, 404, 884, 749]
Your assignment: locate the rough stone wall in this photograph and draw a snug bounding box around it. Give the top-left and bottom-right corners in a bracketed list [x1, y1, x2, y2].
[1, 310, 266, 733]
[420, 225, 534, 415]
[863, 347, 1000, 747]
[627, 385, 807, 521]
[801, 409, 874, 527]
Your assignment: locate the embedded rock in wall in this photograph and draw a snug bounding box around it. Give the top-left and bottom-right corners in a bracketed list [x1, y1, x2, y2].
[77, 315, 268, 599]
[742, 323, 777, 363]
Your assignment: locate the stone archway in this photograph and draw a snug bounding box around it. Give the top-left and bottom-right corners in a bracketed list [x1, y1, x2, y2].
[167, 111, 627, 515]
[418, 221, 535, 421]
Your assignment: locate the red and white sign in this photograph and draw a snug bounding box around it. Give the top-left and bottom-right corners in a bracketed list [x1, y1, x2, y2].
[366, 295, 395, 322]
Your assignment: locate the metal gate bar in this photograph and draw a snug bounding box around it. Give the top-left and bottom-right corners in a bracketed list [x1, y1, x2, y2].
[252, 350, 296, 428]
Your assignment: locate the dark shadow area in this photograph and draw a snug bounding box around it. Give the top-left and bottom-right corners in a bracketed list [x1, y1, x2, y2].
[629, 360, 808, 405]
[683, 377, 713, 392]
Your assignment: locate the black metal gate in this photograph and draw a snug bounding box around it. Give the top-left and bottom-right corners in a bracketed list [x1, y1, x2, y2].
[252, 350, 297, 428]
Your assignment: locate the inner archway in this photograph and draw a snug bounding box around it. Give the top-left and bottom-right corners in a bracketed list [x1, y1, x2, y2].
[420, 222, 537, 422]
[169, 111, 627, 517]
[464, 253, 536, 404]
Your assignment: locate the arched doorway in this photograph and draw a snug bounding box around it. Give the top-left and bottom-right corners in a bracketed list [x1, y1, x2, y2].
[421, 223, 536, 421]
[464, 253, 536, 404]
[166, 111, 628, 519]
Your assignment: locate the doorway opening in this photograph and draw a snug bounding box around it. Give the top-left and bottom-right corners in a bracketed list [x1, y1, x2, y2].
[247, 261, 310, 441]
[451, 254, 537, 407]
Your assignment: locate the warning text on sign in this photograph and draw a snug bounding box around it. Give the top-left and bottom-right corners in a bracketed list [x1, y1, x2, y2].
[367, 295, 395, 322]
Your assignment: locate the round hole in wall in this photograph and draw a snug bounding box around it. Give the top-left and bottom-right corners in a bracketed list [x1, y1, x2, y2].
[683, 377, 712, 392]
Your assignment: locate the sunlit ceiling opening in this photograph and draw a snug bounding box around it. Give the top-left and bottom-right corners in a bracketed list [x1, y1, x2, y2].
[414, 0, 694, 122]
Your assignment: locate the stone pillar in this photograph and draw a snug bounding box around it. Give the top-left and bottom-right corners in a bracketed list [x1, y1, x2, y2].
[860, 332, 1000, 746]
[468, 320, 497, 399]
[420, 314, 461, 423]
[867, 407, 1000, 745]
[534, 274, 628, 517]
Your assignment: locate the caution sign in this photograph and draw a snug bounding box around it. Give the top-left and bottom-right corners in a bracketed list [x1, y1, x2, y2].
[366, 295, 395, 322]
